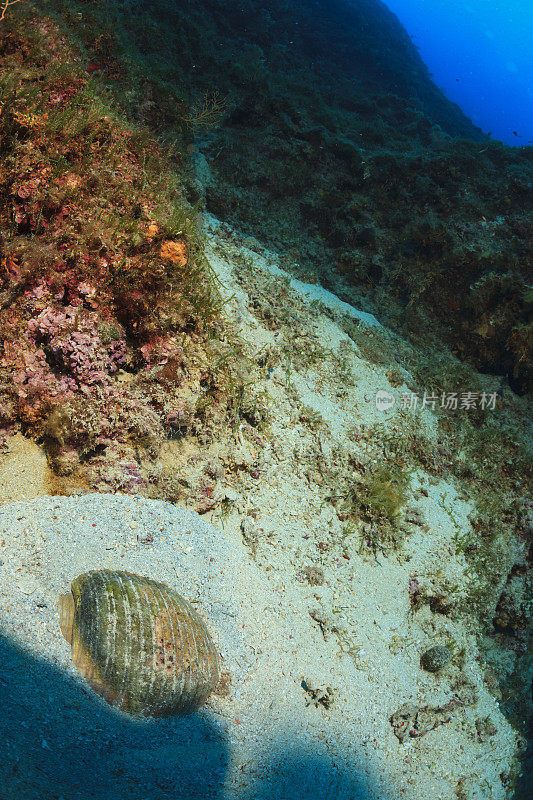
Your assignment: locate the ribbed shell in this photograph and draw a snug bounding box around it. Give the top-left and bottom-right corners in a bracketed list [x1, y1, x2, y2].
[58, 570, 220, 717]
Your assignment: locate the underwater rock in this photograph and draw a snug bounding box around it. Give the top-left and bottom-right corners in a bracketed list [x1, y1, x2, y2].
[428, 593, 455, 615]
[493, 562, 528, 634]
[420, 645, 451, 672]
[59, 569, 220, 716]
[390, 698, 462, 742]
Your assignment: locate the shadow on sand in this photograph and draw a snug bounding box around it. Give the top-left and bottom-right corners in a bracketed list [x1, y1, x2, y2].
[0, 631, 378, 799]
[0, 630, 228, 799]
[239, 748, 375, 800]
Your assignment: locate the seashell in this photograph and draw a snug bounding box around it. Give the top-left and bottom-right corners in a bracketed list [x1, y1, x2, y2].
[58, 569, 220, 717]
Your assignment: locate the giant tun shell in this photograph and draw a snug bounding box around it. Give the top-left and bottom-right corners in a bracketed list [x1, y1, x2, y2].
[58, 570, 220, 717]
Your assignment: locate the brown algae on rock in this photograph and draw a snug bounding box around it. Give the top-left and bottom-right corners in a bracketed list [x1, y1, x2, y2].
[59, 569, 220, 716]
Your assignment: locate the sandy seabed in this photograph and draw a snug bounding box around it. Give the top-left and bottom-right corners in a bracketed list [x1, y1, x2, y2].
[0, 216, 527, 800]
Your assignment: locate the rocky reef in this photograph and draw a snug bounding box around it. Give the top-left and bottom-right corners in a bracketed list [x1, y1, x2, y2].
[33, 0, 532, 393]
[0, 16, 253, 497]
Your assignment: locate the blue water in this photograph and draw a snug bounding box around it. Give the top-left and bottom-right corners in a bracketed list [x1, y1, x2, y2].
[382, 0, 533, 145]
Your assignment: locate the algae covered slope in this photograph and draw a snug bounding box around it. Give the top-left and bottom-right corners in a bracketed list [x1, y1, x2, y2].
[0, 14, 251, 495]
[33, 0, 533, 394]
